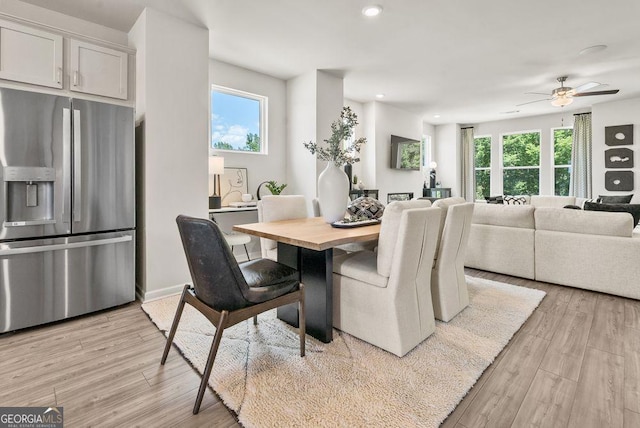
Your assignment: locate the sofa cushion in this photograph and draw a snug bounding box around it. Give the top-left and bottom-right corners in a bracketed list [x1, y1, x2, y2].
[535, 207, 633, 237]
[597, 194, 633, 204]
[584, 201, 640, 227]
[472, 203, 535, 229]
[333, 251, 388, 288]
[530, 195, 576, 209]
[377, 200, 432, 277]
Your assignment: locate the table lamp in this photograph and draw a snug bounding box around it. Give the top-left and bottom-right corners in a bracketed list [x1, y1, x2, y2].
[209, 156, 225, 209]
[429, 161, 437, 189]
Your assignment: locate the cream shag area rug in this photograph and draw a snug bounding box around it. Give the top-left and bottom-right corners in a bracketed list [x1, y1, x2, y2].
[142, 276, 545, 428]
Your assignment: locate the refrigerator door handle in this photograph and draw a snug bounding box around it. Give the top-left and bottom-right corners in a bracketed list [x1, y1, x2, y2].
[0, 235, 132, 256]
[62, 108, 72, 223]
[73, 109, 82, 222]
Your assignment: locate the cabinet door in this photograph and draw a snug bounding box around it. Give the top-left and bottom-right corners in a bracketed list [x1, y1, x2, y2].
[0, 20, 63, 88]
[70, 39, 128, 100]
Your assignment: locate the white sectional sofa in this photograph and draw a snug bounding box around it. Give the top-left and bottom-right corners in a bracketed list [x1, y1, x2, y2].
[466, 197, 640, 300]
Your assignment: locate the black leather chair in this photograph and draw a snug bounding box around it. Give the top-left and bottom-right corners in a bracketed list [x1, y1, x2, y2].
[163, 215, 306, 414]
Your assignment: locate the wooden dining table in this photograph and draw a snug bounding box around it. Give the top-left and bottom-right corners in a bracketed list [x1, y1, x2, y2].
[233, 217, 381, 342]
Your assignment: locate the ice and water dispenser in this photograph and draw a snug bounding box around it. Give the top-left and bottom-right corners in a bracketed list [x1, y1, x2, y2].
[3, 166, 56, 227]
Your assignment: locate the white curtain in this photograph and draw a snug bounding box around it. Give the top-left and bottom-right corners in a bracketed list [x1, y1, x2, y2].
[570, 113, 592, 198]
[461, 127, 474, 201]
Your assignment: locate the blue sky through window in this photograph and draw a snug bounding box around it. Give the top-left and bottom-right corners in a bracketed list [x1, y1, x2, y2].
[211, 90, 260, 150]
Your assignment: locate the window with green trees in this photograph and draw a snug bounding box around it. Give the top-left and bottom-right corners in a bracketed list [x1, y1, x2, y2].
[211, 85, 267, 153]
[502, 131, 540, 195]
[553, 128, 573, 196]
[474, 136, 491, 199]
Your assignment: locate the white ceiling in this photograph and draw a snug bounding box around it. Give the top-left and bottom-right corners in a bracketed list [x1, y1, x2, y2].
[22, 0, 640, 124]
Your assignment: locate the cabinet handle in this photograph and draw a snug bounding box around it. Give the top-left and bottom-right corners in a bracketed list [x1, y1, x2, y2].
[73, 71, 79, 86]
[56, 67, 62, 85]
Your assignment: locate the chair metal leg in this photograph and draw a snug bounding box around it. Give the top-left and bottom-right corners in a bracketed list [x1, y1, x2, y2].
[243, 244, 250, 261]
[299, 284, 306, 357]
[161, 285, 189, 365]
[193, 310, 229, 415]
[253, 315, 258, 325]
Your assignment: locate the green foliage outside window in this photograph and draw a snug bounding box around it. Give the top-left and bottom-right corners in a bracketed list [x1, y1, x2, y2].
[502, 132, 540, 195]
[474, 136, 491, 199]
[475, 169, 490, 199]
[554, 129, 573, 196]
[213, 133, 261, 152]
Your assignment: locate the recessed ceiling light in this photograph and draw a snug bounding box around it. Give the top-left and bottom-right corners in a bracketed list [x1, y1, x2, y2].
[375, 93, 385, 99]
[362, 5, 383, 17]
[433, 114, 441, 118]
[579, 44, 607, 56]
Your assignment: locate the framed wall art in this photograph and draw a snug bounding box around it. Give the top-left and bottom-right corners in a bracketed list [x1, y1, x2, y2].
[605, 170, 634, 192]
[605, 124, 634, 146]
[220, 167, 248, 206]
[605, 148, 634, 169]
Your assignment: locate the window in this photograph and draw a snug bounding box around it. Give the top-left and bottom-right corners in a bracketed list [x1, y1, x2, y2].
[553, 128, 573, 196]
[210, 85, 267, 154]
[473, 136, 491, 199]
[502, 131, 540, 195]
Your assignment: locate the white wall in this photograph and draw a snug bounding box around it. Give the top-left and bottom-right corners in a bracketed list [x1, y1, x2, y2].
[369, 102, 424, 202]
[209, 60, 287, 198]
[344, 98, 366, 184]
[129, 8, 209, 300]
[473, 110, 583, 196]
[286, 70, 344, 213]
[286, 71, 318, 211]
[434, 124, 461, 196]
[592, 97, 640, 203]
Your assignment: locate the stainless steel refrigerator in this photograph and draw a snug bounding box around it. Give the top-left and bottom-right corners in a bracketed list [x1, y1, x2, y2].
[0, 87, 135, 333]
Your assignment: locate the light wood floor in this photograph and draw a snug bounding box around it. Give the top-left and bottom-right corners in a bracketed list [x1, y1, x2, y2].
[1, 269, 638, 427]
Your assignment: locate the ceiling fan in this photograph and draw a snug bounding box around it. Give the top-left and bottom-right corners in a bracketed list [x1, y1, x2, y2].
[517, 76, 620, 107]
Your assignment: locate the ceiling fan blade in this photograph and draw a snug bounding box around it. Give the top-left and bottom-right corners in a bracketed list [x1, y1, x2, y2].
[524, 92, 550, 96]
[573, 81, 601, 93]
[573, 89, 620, 97]
[516, 98, 551, 106]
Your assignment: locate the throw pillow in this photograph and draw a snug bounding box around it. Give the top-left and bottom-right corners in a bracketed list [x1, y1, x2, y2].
[503, 195, 527, 205]
[583, 201, 640, 227]
[563, 205, 581, 210]
[485, 195, 504, 204]
[347, 196, 385, 219]
[597, 194, 633, 204]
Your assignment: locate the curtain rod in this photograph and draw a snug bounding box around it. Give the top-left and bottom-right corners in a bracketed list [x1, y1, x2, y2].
[460, 126, 474, 129]
[573, 112, 591, 116]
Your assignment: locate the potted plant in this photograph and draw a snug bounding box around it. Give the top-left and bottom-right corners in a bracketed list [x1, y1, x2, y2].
[304, 106, 366, 222]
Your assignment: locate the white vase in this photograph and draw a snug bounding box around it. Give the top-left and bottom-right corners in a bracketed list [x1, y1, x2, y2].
[318, 163, 350, 223]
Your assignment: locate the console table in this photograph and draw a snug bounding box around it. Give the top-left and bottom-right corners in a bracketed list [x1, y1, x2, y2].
[422, 187, 451, 199]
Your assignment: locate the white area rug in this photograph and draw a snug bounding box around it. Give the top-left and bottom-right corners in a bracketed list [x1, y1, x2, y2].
[142, 276, 545, 428]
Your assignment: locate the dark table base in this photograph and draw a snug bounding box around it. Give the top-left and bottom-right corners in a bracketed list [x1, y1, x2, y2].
[276, 242, 333, 343]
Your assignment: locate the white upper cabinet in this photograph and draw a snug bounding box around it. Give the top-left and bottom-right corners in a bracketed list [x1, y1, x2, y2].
[0, 20, 63, 89]
[70, 39, 128, 100]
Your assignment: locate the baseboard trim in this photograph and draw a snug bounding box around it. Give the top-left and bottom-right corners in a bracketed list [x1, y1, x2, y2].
[137, 283, 186, 303]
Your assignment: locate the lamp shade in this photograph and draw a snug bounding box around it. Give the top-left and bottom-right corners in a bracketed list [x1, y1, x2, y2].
[209, 156, 225, 174]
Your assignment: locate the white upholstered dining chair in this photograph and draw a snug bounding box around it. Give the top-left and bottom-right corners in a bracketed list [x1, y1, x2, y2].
[257, 195, 308, 260]
[332, 200, 439, 357]
[430, 197, 475, 322]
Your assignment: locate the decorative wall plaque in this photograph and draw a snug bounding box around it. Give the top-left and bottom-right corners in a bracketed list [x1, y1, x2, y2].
[605, 148, 634, 169]
[605, 124, 634, 146]
[605, 170, 634, 191]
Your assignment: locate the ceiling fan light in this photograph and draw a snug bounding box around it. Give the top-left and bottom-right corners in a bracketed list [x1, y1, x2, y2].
[551, 96, 573, 107]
